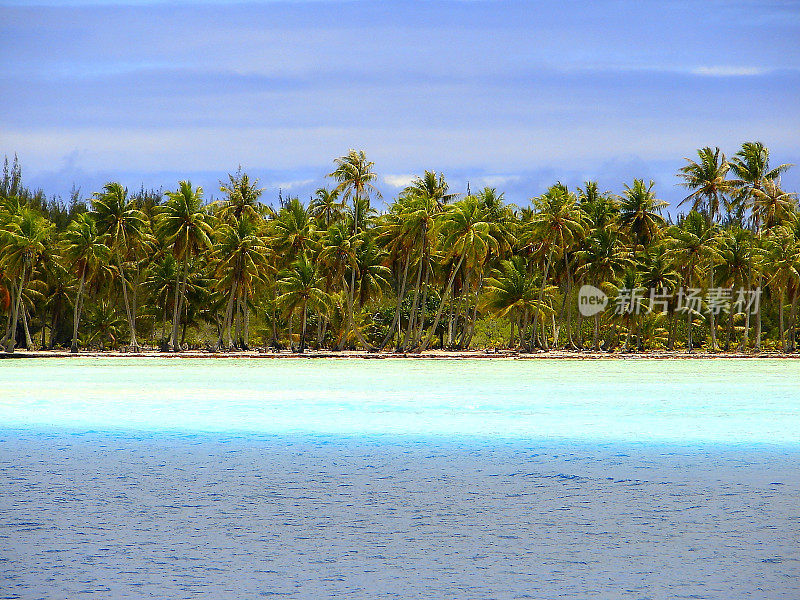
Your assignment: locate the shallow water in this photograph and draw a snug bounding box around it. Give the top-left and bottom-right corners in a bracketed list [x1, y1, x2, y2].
[2, 358, 799, 443]
[1, 359, 799, 598]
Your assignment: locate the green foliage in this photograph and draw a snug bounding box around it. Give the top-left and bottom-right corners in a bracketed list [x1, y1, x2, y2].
[1, 144, 799, 353]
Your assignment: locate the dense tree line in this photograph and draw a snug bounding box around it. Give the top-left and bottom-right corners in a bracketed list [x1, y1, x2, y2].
[1, 143, 797, 354]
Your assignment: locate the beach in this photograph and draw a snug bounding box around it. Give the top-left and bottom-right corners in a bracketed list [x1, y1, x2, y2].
[5, 349, 800, 360]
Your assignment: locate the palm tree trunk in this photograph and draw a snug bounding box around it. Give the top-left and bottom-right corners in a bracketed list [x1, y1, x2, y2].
[379, 248, 414, 351]
[131, 264, 142, 351]
[520, 310, 529, 351]
[708, 264, 718, 351]
[755, 276, 763, 352]
[779, 289, 786, 352]
[299, 303, 308, 353]
[532, 252, 552, 349]
[317, 310, 325, 349]
[452, 290, 465, 348]
[554, 284, 571, 350]
[564, 254, 576, 349]
[4, 265, 26, 351]
[71, 265, 86, 353]
[421, 253, 466, 351]
[593, 314, 600, 350]
[244, 302, 250, 350]
[170, 253, 188, 351]
[117, 258, 138, 352]
[623, 318, 632, 351]
[340, 259, 359, 350]
[667, 309, 676, 350]
[413, 256, 432, 348]
[288, 309, 294, 352]
[462, 273, 484, 349]
[320, 315, 330, 349]
[447, 297, 456, 346]
[222, 285, 237, 349]
[270, 287, 278, 348]
[49, 307, 58, 350]
[725, 296, 734, 352]
[234, 294, 243, 348]
[686, 310, 693, 353]
[403, 253, 425, 351]
[790, 289, 798, 352]
[457, 275, 474, 349]
[22, 306, 34, 350]
[161, 301, 168, 346]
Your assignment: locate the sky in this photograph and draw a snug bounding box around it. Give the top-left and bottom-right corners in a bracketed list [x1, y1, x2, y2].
[1, 0, 799, 211]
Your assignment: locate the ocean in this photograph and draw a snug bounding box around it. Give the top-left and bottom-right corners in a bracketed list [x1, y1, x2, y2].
[1, 358, 798, 598]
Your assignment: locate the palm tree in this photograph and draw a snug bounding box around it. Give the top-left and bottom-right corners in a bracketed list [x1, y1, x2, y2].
[212, 214, 270, 349]
[576, 228, 633, 349]
[611, 267, 643, 351]
[764, 226, 800, 351]
[522, 184, 585, 349]
[667, 211, 719, 352]
[0, 207, 53, 351]
[751, 180, 798, 231]
[374, 198, 427, 349]
[678, 147, 734, 224]
[729, 141, 793, 230]
[91, 182, 150, 351]
[277, 256, 330, 352]
[217, 169, 265, 222]
[83, 300, 125, 350]
[422, 196, 498, 350]
[404, 171, 458, 210]
[156, 181, 214, 351]
[639, 244, 680, 349]
[329, 150, 382, 212]
[309, 187, 345, 228]
[619, 179, 667, 249]
[353, 238, 391, 310]
[729, 142, 793, 350]
[393, 190, 439, 350]
[579, 181, 619, 232]
[480, 256, 540, 349]
[267, 197, 315, 265]
[62, 212, 111, 352]
[716, 228, 754, 350]
[142, 252, 179, 345]
[677, 147, 737, 348]
[329, 150, 381, 347]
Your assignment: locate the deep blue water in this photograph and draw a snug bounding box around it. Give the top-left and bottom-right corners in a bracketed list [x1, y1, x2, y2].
[1, 430, 799, 599]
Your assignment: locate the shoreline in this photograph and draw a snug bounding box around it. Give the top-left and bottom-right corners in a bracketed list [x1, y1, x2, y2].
[4, 349, 800, 360]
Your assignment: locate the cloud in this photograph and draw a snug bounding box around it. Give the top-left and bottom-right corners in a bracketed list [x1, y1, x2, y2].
[383, 174, 416, 188]
[691, 66, 769, 77]
[273, 178, 314, 190]
[478, 175, 521, 188]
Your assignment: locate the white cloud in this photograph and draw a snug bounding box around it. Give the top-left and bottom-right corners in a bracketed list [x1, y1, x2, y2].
[383, 174, 416, 188]
[273, 178, 314, 190]
[479, 175, 521, 187]
[691, 66, 768, 77]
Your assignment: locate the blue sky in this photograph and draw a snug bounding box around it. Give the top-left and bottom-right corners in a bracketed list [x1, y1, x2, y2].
[1, 0, 799, 210]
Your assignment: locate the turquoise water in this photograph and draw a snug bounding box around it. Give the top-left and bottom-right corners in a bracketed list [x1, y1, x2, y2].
[1, 358, 799, 444]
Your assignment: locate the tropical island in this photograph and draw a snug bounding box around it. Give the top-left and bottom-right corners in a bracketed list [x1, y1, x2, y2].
[1, 142, 797, 356]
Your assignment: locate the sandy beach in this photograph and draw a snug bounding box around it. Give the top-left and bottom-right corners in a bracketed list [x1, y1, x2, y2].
[4, 349, 800, 360]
